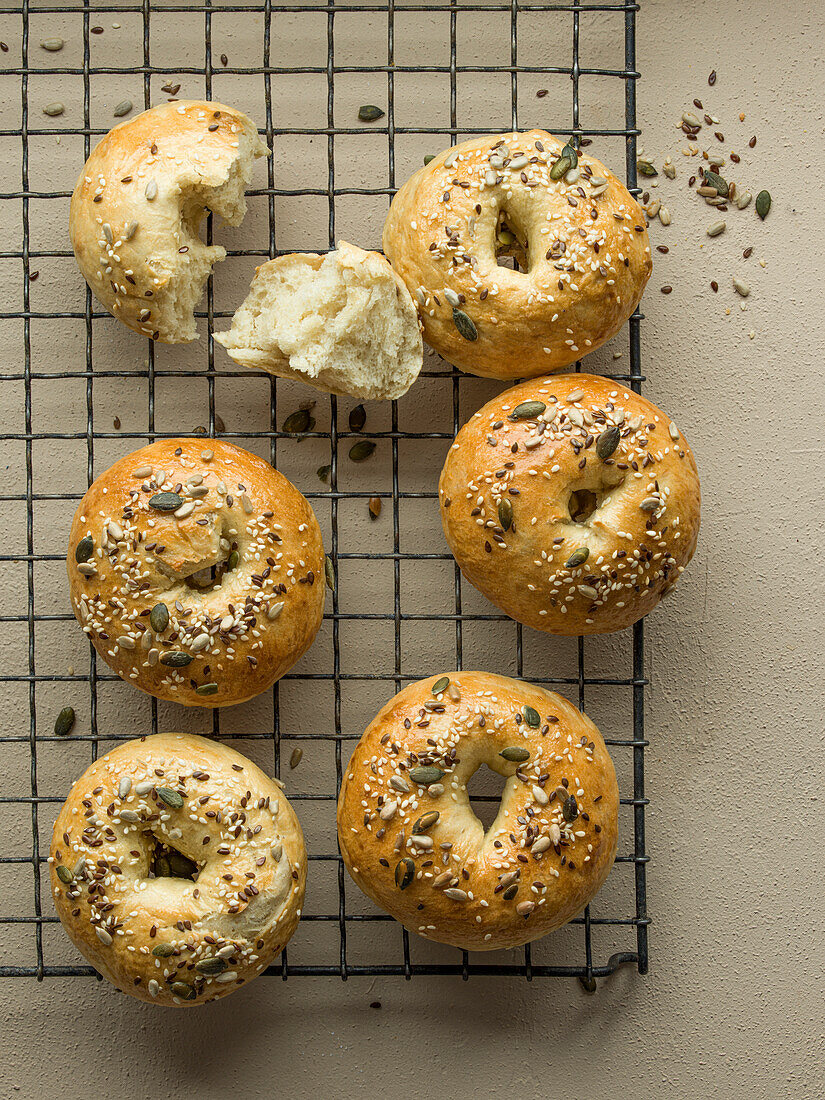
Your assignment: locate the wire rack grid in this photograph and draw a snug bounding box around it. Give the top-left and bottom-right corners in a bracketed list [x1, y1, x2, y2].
[0, 0, 649, 987]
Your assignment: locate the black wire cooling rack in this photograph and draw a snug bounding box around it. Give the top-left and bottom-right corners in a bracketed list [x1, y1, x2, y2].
[0, 0, 649, 987]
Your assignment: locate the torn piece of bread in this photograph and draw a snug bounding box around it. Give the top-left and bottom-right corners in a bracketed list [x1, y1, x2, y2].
[70, 100, 268, 343]
[214, 241, 424, 400]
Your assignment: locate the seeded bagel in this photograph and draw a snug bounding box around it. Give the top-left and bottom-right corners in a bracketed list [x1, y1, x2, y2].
[382, 130, 651, 378]
[67, 438, 325, 706]
[337, 672, 619, 951]
[49, 733, 306, 1005]
[439, 374, 701, 634]
[70, 100, 267, 342]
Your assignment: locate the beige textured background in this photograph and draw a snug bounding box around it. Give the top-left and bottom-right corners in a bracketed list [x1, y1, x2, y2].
[1, 0, 824, 1096]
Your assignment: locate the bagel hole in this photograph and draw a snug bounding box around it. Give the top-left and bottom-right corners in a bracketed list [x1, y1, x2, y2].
[150, 840, 199, 882]
[495, 211, 528, 271]
[184, 542, 240, 591]
[466, 765, 508, 833]
[568, 488, 600, 524]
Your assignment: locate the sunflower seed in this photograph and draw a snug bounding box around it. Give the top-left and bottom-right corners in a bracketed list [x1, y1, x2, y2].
[595, 425, 620, 459]
[431, 676, 450, 695]
[510, 400, 546, 420]
[54, 706, 75, 737]
[658, 206, 672, 226]
[444, 887, 468, 901]
[452, 308, 478, 341]
[523, 706, 540, 728]
[124, 221, 139, 240]
[735, 189, 752, 210]
[135, 780, 154, 795]
[55, 864, 73, 884]
[160, 651, 192, 667]
[499, 746, 530, 762]
[113, 100, 133, 117]
[565, 547, 590, 568]
[395, 858, 414, 889]
[271, 843, 283, 862]
[118, 777, 131, 799]
[532, 783, 549, 806]
[755, 190, 771, 219]
[668, 422, 680, 441]
[448, 683, 461, 703]
[409, 766, 445, 786]
[174, 501, 195, 519]
[266, 601, 284, 620]
[156, 786, 183, 808]
[349, 404, 366, 432]
[706, 220, 726, 237]
[358, 104, 385, 122]
[214, 971, 237, 983]
[549, 822, 561, 845]
[531, 836, 551, 854]
[77, 562, 96, 576]
[116, 635, 136, 651]
[390, 776, 410, 794]
[119, 809, 140, 823]
[516, 900, 536, 916]
[432, 871, 453, 888]
[148, 980, 160, 996]
[640, 497, 660, 513]
[145, 180, 157, 201]
[43, 102, 65, 117]
[498, 497, 513, 531]
[74, 535, 94, 563]
[40, 38, 65, 51]
[379, 800, 398, 821]
[349, 440, 376, 462]
[95, 926, 113, 946]
[149, 603, 169, 633]
[148, 492, 182, 512]
[443, 288, 460, 307]
[289, 748, 303, 769]
[662, 163, 676, 180]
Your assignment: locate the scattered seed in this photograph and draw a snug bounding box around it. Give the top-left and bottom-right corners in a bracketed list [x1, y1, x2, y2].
[710, 280, 718, 293]
[42, 102, 65, 117]
[324, 555, 335, 591]
[349, 440, 376, 462]
[409, 766, 445, 786]
[755, 190, 771, 219]
[733, 277, 750, 297]
[640, 497, 660, 513]
[40, 38, 65, 51]
[662, 163, 676, 180]
[516, 901, 536, 917]
[349, 404, 366, 432]
[54, 706, 75, 737]
[113, 100, 133, 117]
[708, 70, 717, 86]
[283, 408, 312, 434]
[118, 777, 131, 799]
[289, 747, 303, 769]
[452, 307, 478, 341]
[565, 547, 590, 568]
[735, 190, 752, 210]
[156, 786, 184, 808]
[499, 746, 530, 763]
[706, 221, 726, 237]
[660, 285, 673, 294]
[748, 135, 757, 148]
[266, 601, 284, 620]
[395, 858, 414, 890]
[317, 464, 331, 483]
[658, 206, 671, 226]
[636, 158, 658, 178]
[423, 154, 435, 165]
[743, 247, 753, 259]
[431, 676, 450, 695]
[368, 496, 381, 520]
[358, 104, 384, 122]
[703, 170, 728, 197]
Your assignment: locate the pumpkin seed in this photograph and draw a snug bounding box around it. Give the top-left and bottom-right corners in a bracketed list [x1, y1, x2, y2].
[160, 651, 192, 668]
[228, 550, 240, 571]
[113, 100, 133, 117]
[195, 683, 218, 696]
[565, 547, 590, 568]
[283, 408, 312, 434]
[358, 104, 385, 122]
[149, 602, 169, 633]
[40, 38, 65, 51]
[54, 706, 75, 737]
[349, 440, 376, 462]
[595, 425, 621, 459]
[317, 464, 331, 483]
[523, 706, 540, 728]
[499, 746, 530, 762]
[349, 404, 366, 432]
[636, 158, 658, 178]
[452, 307, 478, 341]
[431, 675, 450, 695]
[43, 102, 65, 117]
[498, 497, 513, 531]
[755, 189, 771, 219]
[549, 154, 572, 180]
[324, 555, 335, 590]
[55, 864, 73, 884]
[152, 942, 175, 957]
[409, 766, 445, 786]
[195, 957, 227, 976]
[289, 747, 303, 769]
[562, 794, 579, 822]
[148, 491, 183, 512]
[412, 811, 439, 834]
[75, 535, 94, 563]
[702, 170, 728, 197]
[156, 786, 184, 808]
[395, 857, 414, 890]
[511, 400, 546, 420]
[423, 154, 435, 165]
[170, 981, 196, 1000]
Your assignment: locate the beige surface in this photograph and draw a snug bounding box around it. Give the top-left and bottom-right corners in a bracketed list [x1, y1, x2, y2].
[0, 0, 824, 1096]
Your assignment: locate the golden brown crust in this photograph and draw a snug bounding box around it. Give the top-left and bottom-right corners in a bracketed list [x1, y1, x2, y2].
[49, 733, 306, 1006]
[70, 100, 267, 342]
[337, 672, 618, 951]
[382, 130, 652, 379]
[439, 374, 701, 635]
[67, 439, 325, 706]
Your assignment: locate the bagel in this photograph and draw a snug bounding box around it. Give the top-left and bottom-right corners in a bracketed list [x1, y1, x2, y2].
[49, 733, 306, 1005]
[67, 438, 325, 706]
[70, 100, 267, 342]
[337, 672, 618, 951]
[215, 240, 424, 400]
[382, 130, 651, 378]
[439, 374, 700, 635]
